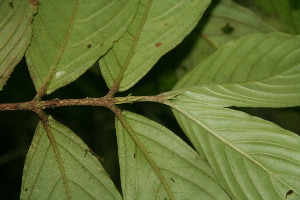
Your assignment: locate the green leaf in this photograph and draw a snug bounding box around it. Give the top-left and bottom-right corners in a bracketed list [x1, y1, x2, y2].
[21, 117, 121, 200]
[173, 33, 300, 107]
[26, 0, 138, 95]
[0, 0, 37, 91]
[170, 96, 300, 200]
[116, 111, 230, 200]
[239, 0, 300, 34]
[99, 0, 211, 92]
[176, 0, 276, 77]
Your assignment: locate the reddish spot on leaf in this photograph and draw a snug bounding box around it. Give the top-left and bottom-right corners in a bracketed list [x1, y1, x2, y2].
[155, 43, 162, 47]
[28, 0, 38, 6]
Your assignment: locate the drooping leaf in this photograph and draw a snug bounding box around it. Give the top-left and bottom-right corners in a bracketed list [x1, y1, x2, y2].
[169, 95, 300, 200]
[26, 0, 138, 95]
[235, 0, 300, 34]
[172, 33, 300, 107]
[21, 117, 121, 200]
[116, 111, 230, 200]
[0, 0, 37, 91]
[176, 0, 276, 77]
[99, 0, 211, 92]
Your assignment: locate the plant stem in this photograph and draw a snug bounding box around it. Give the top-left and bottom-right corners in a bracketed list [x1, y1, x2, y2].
[0, 97, 113, 112]
[0, 92, 179, 112]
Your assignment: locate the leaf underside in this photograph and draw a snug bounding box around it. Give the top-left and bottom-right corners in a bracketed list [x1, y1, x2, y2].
[26, 0, 138, 95]
[21, 117, 121, 200]
[171, 95, 300, 200]
[173, 33, 300, 108]
[0, 0, 37, 91]
[244, 0, 300, 34]
[116, 111, 230, 200]
[99, 0, 211, 92]
[176, 0, 276, 77]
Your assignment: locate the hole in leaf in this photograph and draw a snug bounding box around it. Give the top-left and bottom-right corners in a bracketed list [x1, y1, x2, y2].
[9, 2, 14, 9]
[222, 23, 234, 34]
[286, 189, 293, 198]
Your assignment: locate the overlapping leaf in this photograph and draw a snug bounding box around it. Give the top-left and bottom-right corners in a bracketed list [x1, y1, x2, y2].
[26, 0, 138, 95]
[0, 0, 37, 91]
[116, 111, 230, 200]
[173, 33, 300, 107]
[99, 0, 211, 92]
[176, 0, 275, 77]
[239, 0, 300, 34]
[21, 117, 121, 200]
[170, 95, 300, 200]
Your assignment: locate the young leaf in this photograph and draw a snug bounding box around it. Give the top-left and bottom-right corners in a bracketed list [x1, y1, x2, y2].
[21, 117, 121, 200]
[176, 0, 276, 77]
[26, 0, 138, 96]
[173, 33, 300, 107]
[116, 111, 230, 200]
[169, 96, 300, 200]
[99, 0, 211, 92]
[0, 0, 37, 91]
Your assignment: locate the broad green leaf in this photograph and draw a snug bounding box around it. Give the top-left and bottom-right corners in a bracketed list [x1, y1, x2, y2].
[99, 0, 211, 92]
[170, 95, 300, 200]
[173, 33, 300, 107]
[116, 111, 230, 200]
[237, 0, 300, 34]
[26, 0, 138, 95]
[21, 117, 121, 200]
[176, 0, 276, 77]
[0, 0, 37, 91]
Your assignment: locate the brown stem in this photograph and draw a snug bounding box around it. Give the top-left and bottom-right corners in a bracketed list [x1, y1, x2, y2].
[0, 97, 114, 112]
[0, 92, 177, 112]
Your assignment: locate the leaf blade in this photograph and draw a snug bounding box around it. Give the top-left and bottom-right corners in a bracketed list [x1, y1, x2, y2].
[26, 0, 138, 95]
[100, 0, 211, 91]
[170, 96, 300, 200]
[0, 0, 37, 91]
[176, 0, 276, 78]
[21, 117, 121, 200]
[116, 111, 230, 200]
[173, 33, 300, 107]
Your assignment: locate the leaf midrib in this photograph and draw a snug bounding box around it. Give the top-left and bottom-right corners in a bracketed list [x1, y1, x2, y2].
[35, 0, 80, 99]
[167, 101, 298, 196]
[113, 0, 153, 88]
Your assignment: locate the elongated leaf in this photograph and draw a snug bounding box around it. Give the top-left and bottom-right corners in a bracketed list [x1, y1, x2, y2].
[173, 33, 300, 107]
[99, 0, 211, 92]
[170, 95, 300, 200]
[116, 111, 230, 200]
[176, 0, 275, 77]
[26, 0, 138, 95]
[0, 0, 37, 91]
[238, 0, 300, 34]
[21, 117, 121, 200]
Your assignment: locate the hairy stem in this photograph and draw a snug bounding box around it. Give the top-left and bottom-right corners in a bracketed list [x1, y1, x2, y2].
[0, 92, 178, 112]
